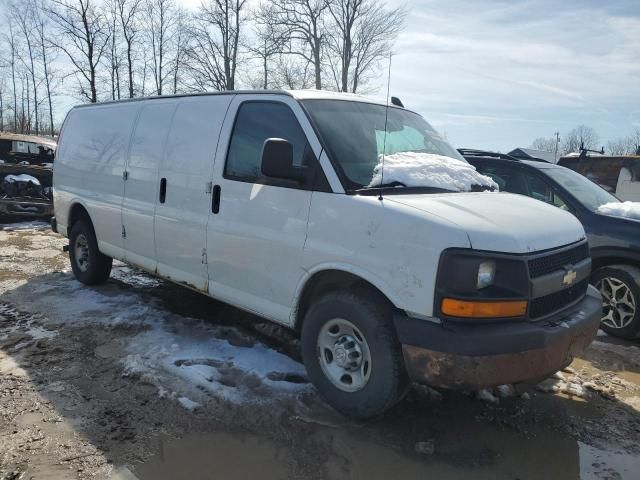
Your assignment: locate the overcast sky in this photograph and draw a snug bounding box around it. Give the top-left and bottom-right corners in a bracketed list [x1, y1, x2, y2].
[179, 0, 640, 152]
[43, 0, 638, 152]
[381, 0, 640, 151]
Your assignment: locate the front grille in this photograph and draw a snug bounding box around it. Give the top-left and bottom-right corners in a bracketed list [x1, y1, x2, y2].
[528, 243, 589, 279]
[529, 279, 589, 319]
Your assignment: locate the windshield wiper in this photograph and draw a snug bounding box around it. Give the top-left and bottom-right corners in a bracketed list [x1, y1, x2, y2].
[352, 184, 458, 196]
[371, 181, 407, 188]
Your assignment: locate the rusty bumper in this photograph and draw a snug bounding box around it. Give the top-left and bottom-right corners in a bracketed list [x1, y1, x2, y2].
[396, 286, 602, 390]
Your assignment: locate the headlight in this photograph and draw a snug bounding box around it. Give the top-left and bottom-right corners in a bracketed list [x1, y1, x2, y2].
[436, 250, 529, 320]
[477, 260, 496, 289]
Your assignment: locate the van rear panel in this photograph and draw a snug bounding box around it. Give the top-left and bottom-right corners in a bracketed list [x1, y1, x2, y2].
[54, 103, 139, 256]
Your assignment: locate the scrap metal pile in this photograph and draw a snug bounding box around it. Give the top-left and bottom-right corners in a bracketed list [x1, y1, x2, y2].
[1, 174, 52, 201]
[0, 133, 56, 219]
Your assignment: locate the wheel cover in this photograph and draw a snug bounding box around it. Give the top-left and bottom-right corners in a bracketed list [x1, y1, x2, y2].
[74, 233, 90, 273]
[596, 276, 637, 329]
[317, 318, 372, 392]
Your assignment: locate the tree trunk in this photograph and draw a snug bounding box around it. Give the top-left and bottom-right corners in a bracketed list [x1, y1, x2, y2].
[263, 40, 268, 89]
[25, 76, 31, 134]
[41, 31, 55, 136]
[127, 41, 134, 98]
[11, 45, 18, 132]
[313, 47, 322, 90]
[341, 36, 351, 92]
[27, 43, 39, 134]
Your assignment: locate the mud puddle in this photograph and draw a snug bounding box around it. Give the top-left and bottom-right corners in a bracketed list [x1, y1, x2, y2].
[133, 423, 640, 480]
[133, 432, 292, 480]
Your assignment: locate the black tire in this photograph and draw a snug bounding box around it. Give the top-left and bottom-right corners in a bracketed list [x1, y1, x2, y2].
[301, 290, 409, 419]
[592, 265, 640, 339]
[69, 218, 112, 285]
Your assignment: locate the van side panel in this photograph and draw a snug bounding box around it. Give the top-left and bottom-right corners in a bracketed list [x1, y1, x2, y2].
[154, 96, 233, 290]
[122, 100, 178, 271]
[55, 104, 140, 258]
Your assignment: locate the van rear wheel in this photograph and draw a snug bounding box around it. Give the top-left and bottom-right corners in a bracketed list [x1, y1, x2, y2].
[69, 219, 112, 285]
[301, 290, 409, 419]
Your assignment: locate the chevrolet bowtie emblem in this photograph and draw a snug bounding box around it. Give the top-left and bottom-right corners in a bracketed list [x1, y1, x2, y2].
[562, 269, 577, 286]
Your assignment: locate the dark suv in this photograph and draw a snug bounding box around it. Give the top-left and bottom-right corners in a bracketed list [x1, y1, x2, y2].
[460, 149, 640, 339]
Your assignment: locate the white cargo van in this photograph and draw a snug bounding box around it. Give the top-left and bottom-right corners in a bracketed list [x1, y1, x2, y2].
[53, 91, 602, 418]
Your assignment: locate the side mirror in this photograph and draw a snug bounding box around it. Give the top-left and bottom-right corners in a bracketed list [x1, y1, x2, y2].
[261, 138, 307, 182]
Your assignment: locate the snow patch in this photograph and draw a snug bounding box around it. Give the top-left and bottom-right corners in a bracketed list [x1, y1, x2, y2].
[597, 201, 640, 220]
[177, 397, 201, 411]
[368, 152, 498, 191]
[3, 272, 310, 412]
[111, 265, 163, 288]
[3, 174, 41, 185]
[123, 325, 309, 406]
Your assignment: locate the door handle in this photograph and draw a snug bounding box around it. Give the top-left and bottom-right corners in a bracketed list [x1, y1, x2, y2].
[212, 184, 221, 214]
[159, 178, 167, 203]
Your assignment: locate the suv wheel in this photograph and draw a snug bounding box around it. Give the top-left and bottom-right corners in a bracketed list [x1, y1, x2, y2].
[69, 218, 112, 285]
[301, 290, 409, 419]
[593, 265, 640, 339]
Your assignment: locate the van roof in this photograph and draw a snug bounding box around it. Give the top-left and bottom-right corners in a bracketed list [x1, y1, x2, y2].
[70, 89, 393, 110]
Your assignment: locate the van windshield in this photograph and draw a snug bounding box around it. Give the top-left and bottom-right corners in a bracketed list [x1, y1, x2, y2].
[302, 99, 477, 192]
[545, 166, 619, 211]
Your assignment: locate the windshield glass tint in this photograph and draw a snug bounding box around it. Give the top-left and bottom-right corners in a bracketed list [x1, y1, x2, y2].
[545, 166, 619, 210]
[302, 99, 464, 189]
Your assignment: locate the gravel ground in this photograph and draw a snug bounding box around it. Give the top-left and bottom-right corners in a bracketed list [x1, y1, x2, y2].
[1, 223, 640, 480]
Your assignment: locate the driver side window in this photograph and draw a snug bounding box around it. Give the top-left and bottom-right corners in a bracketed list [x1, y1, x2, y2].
[225, 101, 310, 182]
[523, 173, 569, 210]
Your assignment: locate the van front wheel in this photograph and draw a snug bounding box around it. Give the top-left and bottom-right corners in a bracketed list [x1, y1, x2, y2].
[301, 290, 409, 419]
[69, 219, 112, 285]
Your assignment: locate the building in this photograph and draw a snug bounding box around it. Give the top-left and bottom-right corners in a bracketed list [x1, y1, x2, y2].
[508, 148, 558, 163]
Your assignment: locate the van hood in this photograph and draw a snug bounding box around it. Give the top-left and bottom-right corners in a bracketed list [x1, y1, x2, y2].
[387, 192, 585, 253]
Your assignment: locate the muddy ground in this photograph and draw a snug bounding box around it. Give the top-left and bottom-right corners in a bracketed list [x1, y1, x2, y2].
[0, 222, 639, 480]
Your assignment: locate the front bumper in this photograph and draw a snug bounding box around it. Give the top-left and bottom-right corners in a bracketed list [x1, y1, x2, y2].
[396, 285, 602, 390]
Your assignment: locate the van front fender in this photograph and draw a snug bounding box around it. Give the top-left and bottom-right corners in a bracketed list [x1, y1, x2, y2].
[291, 262, 407, 324]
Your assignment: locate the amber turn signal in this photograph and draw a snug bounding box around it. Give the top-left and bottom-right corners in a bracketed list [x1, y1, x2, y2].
[441, 298, 527, 318]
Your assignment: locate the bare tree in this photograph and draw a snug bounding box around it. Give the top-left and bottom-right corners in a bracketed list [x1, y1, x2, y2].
[0, 77, 5, 131]
[32, 0, 59, 136]
[326, 0, 404, 93]
[269, 0, 329, 90]
[116, 0, 143, 98]
[246, 4, 288, 89]
[10, 0, 40, 133]
[170, 6, 189, 94]
[47, 0, 111, 103]
[5, 24, 20, 131]
[530, 137, 557, 152]
[23, 74, 31, 133]
[561, 125, 600, 154]
[273, 53, 313, 89]
[609, 129, 640, 156]
[607, 138, 629, 156]
[628, 127, 640, 155]
[105, 0, 122, 100]
[187, 0, 247, 91]
[145, 0, 182, 95]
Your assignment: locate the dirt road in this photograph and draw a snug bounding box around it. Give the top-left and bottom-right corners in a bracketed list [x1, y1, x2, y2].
[1, 223, 639, 479]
